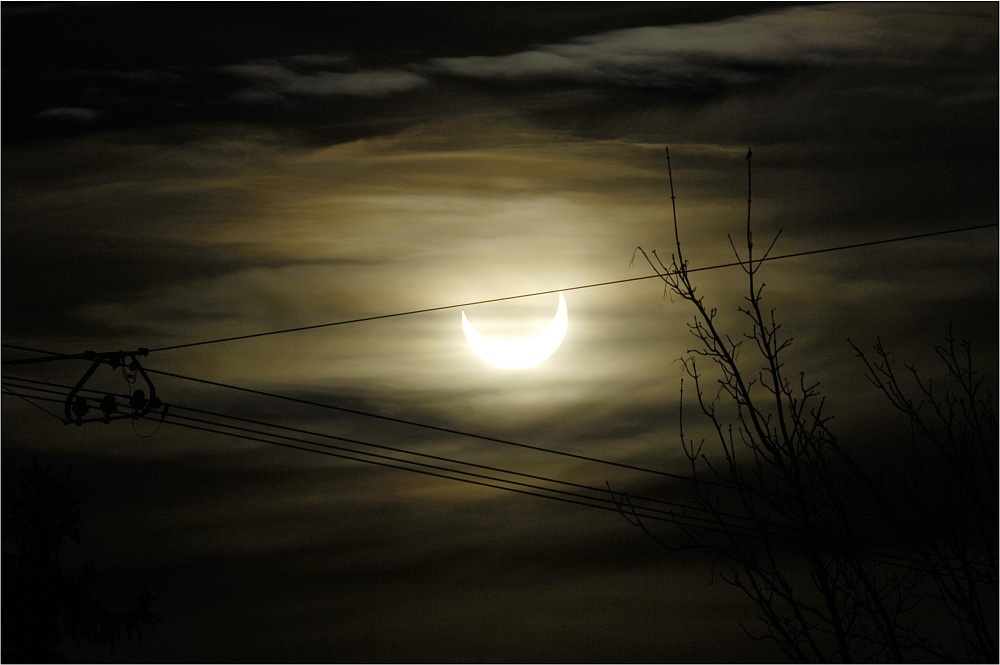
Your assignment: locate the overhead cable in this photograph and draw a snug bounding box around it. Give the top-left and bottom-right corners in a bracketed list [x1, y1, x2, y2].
[132, 223, 995, 353]
[6, 375, 984, 575]
[0, 375, 732, 525]
[143, 367, 708, 485]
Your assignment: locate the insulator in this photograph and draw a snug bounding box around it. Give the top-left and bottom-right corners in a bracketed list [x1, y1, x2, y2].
[99, 393, 118, 417]
[129, 389, 147, 414]
[72, 396, 90, 424]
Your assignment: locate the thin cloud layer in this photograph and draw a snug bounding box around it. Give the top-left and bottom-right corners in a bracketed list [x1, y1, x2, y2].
[36, 106, 102, 122]
[223, 59, 428, 100]
[427, 4, 996, 88]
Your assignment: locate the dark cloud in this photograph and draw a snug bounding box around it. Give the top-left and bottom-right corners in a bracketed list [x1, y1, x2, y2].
[2, 3, 819, 145]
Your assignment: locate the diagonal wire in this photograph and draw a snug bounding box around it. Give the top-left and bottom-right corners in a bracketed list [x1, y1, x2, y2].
[0, 379, 705, 526]
[0, 375, 734, 526]
[5, 348, 996, 544]
[1, 385, 68, 423]
[90, 223, 1000, 354]
[2, 223, 994, 360]
[0, 379, 918, 568]
[2, 376, 977, 573]
[8, 367, 692, 484]
[142, 367, 712, 485]
[149, 410, 974, 573]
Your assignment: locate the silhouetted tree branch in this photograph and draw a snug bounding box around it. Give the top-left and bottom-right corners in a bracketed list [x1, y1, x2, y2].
[626, 148, 997, 662]
[850, 331, 998, 662]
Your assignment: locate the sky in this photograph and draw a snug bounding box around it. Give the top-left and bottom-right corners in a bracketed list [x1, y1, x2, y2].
[2, 2, 997, 662]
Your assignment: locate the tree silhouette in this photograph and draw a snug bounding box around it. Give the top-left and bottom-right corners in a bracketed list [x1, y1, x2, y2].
[623, 148, 997, 662]
[850, 332, 998, 661]
[2, 460, 159, 663]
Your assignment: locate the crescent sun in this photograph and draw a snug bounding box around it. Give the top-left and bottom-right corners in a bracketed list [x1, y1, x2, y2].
[462, 293, 568, 370]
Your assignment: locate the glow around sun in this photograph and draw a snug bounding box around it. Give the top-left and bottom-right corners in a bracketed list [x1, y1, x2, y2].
[461, 293, 568, 370]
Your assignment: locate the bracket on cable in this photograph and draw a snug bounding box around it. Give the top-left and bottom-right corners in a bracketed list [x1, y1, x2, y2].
[63, 348, 165, 426]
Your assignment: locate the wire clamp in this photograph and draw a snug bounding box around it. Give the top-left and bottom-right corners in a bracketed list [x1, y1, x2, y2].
[63, 349, 163, 425]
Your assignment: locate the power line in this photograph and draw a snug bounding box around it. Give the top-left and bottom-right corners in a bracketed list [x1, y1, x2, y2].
[0, 376, 868, 540]
[142, 367, 707, 485]
[0, 377, 916, 556]
[157, 412, 984, 573]
[148, 366, 939, 535]
[0, 377, 947, 570]
[2, 343, 64, 357]
[0, 375, 729, 525]
[1, 385, 67, 423]
[0, 349, 751, 491]
[2, 223, 993, 361]
[2, 369, 957, 543]
[7, 382, 652, 520]
[5, 329, 996, 542]
[11, 368, 936, 547]
[132, 223, 993, 353]
[7, 378, 978, 577]
[6, 339, 998, 539]
[0, 378, 725, 528]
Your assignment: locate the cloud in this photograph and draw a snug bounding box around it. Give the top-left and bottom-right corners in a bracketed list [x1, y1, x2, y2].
[425, 4, 997, 88]
[223, 58, 428, 99]
[36, 106, 102, 122]
[287, 69, 427, 97]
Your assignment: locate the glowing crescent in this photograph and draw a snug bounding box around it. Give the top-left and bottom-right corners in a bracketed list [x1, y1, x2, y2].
[462, 293, 568, 370]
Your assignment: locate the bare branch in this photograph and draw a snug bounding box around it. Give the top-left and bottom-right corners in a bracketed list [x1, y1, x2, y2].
[625, 148, 998, 662]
